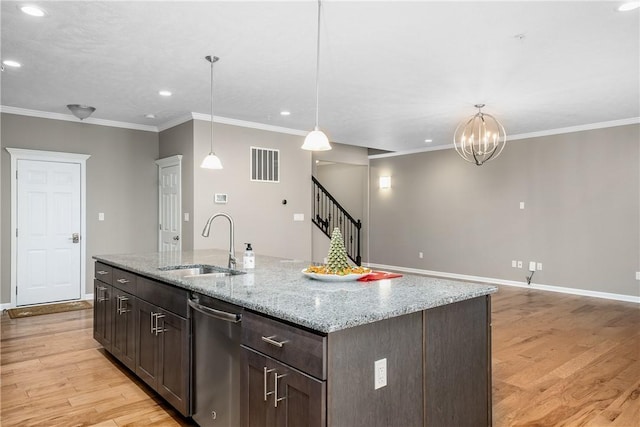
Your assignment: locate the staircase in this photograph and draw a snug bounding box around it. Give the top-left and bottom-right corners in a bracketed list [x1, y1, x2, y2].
[312, 176, 362, 265]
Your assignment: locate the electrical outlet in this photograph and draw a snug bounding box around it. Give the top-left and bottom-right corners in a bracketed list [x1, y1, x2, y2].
[511, 260, 517, 268]
[374, 358, 387, 390]
[517, 261, 523, 269]
[184, 213, 189, 222]
[537, 262, 543, 271]
[636, 272, 640, 281]
[529, 261, 536, 272]
[98, 212, 104, 221]
[519, 202, 525, 210]
[419, 252, 423, 259]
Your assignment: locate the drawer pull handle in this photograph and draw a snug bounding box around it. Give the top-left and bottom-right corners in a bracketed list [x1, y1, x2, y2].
[96, 270, 109, 275]
[261, 335, 288, 348]
[116, 278, 130, 284]
[263, 367, 275, 401]
[274, 372, 287, 407]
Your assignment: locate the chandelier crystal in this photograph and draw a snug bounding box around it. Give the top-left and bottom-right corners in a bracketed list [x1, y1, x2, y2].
[453, 104, 506, 166]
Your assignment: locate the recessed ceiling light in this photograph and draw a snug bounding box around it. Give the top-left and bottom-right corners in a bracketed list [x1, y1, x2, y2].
[145, 113, 156, 119]
[618, 2, 640, 11]
[424, 139, 433, 143]
[2, 60, 21, 68]
[280, 111, 291, 116]
[158, 90, 172, 97]
[20, 5, 46, 17]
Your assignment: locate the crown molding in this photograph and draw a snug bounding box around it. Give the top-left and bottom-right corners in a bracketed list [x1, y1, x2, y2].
[369, 117, 640, 159]
[0, 105, 158, 132]
[190, 112, 307, 137]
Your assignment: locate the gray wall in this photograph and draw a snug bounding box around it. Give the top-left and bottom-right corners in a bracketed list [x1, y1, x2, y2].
[192, 120, 313, 261]
[159, 121, 194, 251]
[1, 113, 159, 303]
[369, 124, 640, 297]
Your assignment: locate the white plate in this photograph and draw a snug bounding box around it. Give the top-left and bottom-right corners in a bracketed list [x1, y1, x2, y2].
[302, 269, 369, 282]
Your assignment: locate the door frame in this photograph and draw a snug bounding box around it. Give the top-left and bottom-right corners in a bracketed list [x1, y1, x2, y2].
[155, 155, 182, 252]
[6, 148, 90, 308]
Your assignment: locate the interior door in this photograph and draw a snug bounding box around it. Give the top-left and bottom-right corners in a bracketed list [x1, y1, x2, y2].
[16, 159, 81, 306]
[159, 163, 181, 251]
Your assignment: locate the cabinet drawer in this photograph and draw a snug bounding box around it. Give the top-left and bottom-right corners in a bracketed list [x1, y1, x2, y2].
[95, 262, 113, 285]
[137, 276, 188, 317]
[112, 268, 137, 293]
[242, 310, 326, 380]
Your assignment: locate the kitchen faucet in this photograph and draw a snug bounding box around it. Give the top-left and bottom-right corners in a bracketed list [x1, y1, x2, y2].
[201, 212, 236, 269]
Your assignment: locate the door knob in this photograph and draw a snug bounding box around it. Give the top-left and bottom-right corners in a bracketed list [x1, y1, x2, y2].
[173, 235, 180, 241]
[71, 233, 80, 243]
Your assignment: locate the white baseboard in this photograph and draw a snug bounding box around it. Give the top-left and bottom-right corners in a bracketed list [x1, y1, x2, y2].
[365, 263, 640, 304]
[1, 294, 94, 311]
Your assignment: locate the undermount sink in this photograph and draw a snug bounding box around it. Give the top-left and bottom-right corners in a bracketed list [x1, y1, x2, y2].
[158, 264, 246, 278]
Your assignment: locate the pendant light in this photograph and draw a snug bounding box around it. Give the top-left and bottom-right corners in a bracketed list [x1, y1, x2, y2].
[201, 55, 223, 169]
[301, 0, 332, 151]
[453, 104, 507, 166]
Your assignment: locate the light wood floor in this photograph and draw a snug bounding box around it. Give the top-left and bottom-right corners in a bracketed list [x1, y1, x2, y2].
[1, 286, 638, 426]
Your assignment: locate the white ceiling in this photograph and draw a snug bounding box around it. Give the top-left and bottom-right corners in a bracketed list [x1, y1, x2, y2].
[1, 1, 639, 152]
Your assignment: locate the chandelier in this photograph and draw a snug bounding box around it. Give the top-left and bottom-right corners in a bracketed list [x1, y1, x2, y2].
[453, 104, 506, 166]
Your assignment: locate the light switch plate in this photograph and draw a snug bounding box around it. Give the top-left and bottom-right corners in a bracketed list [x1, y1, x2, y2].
[184, 213, 189, 222]
[293, 213, 304, 221]
[214, 193, 228, 204]
[98, 212, 104, 221]
[519, 202, 525, 210]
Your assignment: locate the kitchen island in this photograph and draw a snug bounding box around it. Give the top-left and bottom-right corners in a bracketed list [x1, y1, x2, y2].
[93, 249, 497, 427]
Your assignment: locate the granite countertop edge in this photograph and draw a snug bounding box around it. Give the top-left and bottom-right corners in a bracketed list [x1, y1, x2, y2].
[94, 250, 498, 334]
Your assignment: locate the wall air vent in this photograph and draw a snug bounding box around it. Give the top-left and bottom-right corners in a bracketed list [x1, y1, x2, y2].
[250, 147, 280, 183]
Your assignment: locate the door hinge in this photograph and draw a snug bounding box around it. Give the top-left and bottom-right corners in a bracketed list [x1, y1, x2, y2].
[16, 228, 18, 237]
[16, 170, 18, 179]
[159, 223, 162, 230]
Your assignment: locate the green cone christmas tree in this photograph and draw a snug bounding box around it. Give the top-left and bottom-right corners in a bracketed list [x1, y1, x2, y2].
[327, 228, 349, 274]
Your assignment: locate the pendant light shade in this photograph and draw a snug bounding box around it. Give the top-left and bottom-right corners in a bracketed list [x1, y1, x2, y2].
[201, 55, 223, 169]
[302, 127, 331, 151]
[302, 0, 331, 151]
[453, 104, 506, 166]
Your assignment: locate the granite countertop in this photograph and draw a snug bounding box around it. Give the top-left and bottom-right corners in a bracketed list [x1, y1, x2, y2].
[94, 250, 497, 333]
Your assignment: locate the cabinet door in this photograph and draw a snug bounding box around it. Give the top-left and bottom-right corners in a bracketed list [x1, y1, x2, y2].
[241, 347, 275, 427]
[273, 359, 325, 427]
[241, 346, 326, 427]
[135, 299, 159, 389]
[156, 309, 190, 417]
[112, 289, 137, 371]
[93, 280, 112, 351]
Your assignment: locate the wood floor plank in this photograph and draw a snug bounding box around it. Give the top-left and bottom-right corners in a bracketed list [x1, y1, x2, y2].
[2, 285, 638, 426]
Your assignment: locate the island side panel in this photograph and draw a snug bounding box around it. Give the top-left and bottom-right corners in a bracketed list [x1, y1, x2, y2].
[327, 311, 423, 427]
[424, 295, 491, 427]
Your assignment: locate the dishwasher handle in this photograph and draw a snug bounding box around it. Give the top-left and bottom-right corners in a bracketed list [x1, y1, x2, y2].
[188, 298, 242, 323]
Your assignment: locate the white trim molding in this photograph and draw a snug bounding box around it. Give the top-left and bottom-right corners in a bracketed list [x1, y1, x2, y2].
[369, 117, 640, 160]
[5, 148, 91, 309]
[365, 263, 640, 304]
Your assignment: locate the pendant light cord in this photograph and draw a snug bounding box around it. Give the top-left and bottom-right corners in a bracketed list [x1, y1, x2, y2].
[210, 58, 214, 153]
[314, 0, 321, 130]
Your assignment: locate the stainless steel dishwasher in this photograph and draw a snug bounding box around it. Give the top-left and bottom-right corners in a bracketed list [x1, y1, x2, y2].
[189, 293, 243, 427]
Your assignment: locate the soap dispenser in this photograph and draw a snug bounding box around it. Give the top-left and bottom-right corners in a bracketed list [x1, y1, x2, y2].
[243, 243, 255, 269]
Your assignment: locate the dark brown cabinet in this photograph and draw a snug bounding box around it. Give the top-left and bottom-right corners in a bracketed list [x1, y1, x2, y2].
[135, 299, 190, 416]
[241, 311, 327, 427]
[93, 262, 190, 418]
[111, 288, 137, 371]
[93, 279, 112, 351]
[241, 345, 325, 427]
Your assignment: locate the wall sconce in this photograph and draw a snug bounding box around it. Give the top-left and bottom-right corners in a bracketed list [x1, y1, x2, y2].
[379, 176, 391, 189]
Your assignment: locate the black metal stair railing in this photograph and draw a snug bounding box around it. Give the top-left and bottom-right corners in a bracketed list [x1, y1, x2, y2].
[312, 176, 362, 265]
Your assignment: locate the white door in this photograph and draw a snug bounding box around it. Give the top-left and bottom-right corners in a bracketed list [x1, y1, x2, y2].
[16, 160, 81, 306]
[158, 160, 181, 251]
